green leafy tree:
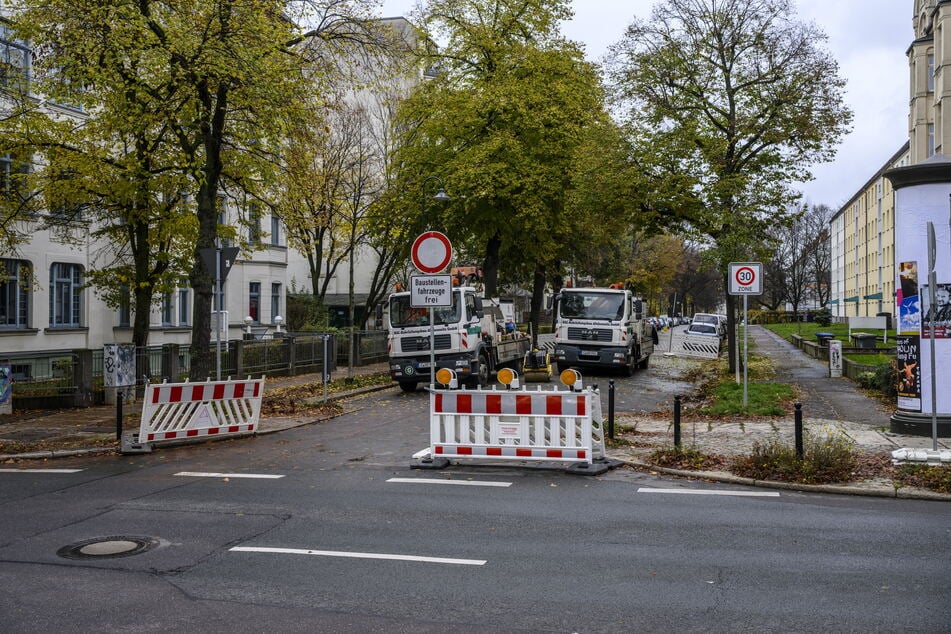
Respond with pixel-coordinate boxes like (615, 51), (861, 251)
(608, 0), (852, 372)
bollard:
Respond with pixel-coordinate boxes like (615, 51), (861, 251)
(115, 388), (123, 441)
(674, 394), (682, 448)
(794, 402), (803, 459)
(608, 380), (615, 440)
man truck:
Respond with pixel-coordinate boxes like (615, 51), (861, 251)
(553, 286), (655, 376)
(386, 285), (530, 392)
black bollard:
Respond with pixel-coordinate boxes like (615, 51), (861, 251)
(794, 402), (803, 458)
(608, 380), (615, 440)
(674, 394), (682, 448)
(115, 388), (123, 441)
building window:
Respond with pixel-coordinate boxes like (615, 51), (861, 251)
(270, 214), (281, 246)
(249, 282), (260, 322)
(0, 24), (30, 94)
(0, 258), (30, 329)
(928, 53), (935, 92)
(928, 123), (935, 157)
(49, 262), (82, 327)
(248, 203), (261, 243)
(161, 291), (173, 326)
(117, 285), (131, 327)
(178, 280), (189, 325)
(271, 282), (281, 324)
(1, 151), (31, 202)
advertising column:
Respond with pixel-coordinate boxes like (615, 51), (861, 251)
(885, 158), (951, 437)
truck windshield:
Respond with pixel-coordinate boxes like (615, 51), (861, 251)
(389, 294), (461, 327)
(559, 292), (625, 321)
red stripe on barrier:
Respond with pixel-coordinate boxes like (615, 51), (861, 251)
(169, 386), (182, 403)
(187, 429), (198, 437)
(435, 394), (444, 413)
(228, 425), (239, 433)
(213, 384), (225, 399)
(253, 382), (260, 397)
(163, 432), (176, 440)
(545, 395), (562, 416)
(546, 449), (563, 458)
(192, 385), (205, 401)
(234, 383), (245, 398)
(577, 450), (586, 459)
(151, 388), (161, 404)
(457, 446), (473, 455)
(515, 394), (532, 415)
(457, 394), (472, 414)
(516, 448), (532, 457)
(147, 433), (155, 441)
(578, 396), (586, 416)
(208, 428), (220, 435)
(435, 445), (444, 454)
(486, 447), (502, 456)
(486, 394), (502, 414)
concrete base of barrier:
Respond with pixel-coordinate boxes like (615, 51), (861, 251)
(566, 457), (623, 476)
(120, 432), (152, 454)
(410, 454), (451, 470)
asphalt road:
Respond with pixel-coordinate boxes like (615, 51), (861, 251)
(1, 381), (950, 633)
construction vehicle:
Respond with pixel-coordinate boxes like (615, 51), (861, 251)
(386, 285), (531, 392)
(522, 347), (553, 382)
(552, 286), (656, 376)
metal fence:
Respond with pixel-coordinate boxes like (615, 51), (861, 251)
(1, 330), (387, 410)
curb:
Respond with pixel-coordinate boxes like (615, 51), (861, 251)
(616, 457), (951, 502)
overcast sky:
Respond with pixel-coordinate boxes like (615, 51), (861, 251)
(377, 0), (911, 210)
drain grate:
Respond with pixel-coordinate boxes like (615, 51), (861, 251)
(57, 536), (159, 560)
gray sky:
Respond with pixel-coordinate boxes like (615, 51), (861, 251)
(377, 0), (910, 210)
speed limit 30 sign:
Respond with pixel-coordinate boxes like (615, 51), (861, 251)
(728, 262), (763, 295)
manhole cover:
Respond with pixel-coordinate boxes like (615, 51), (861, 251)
(57, 536), (159, 560)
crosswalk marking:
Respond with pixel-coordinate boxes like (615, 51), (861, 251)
(0, 468), (83, 473)
(174, 471), (285, 479)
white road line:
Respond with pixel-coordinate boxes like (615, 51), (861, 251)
(638, 487), (780, 497)
(386, 477), (512, 488)
(0, 468), (83, 473)
(230, 546), (486, 566)
(174, 471), (285, 479)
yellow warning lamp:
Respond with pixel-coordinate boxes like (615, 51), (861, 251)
(559, 368), (583, 391)
(394, 283), (404, 291)
(435, 367), (457, 389)
(497, 367), (520, 389)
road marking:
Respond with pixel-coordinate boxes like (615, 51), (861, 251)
(174, 472), (285, 479)
(638, 487), (779, 497)
(0, 468), (83, 473)
(386, 477), (512, 488)
(230, 546), (486, 566)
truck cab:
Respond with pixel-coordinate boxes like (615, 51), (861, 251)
(553, 287), (654, 376)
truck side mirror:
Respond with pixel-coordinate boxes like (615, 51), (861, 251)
(633, 299), (643, 320)
(473, 296), (484, 318)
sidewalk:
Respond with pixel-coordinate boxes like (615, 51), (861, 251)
(0, 361), (393, 461)
(608, 326), (950, 500)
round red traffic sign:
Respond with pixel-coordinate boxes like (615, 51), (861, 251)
(411, 231), (453, 273)
(735, 266), (756, 286)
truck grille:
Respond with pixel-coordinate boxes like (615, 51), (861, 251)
(403, 334), (452, 351)
(566, 327), (613, 342)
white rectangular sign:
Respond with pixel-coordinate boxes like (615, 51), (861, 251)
(728, 262), (763, 295)
(410, 275), (452, 307)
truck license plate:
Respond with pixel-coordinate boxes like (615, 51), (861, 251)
(579, 351), (598, 357)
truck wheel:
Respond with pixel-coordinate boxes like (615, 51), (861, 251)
(398, 381), (418, 393)
(622, 351), (635, 377)
(466, 352), (491, 388)
(638, 354), (651, 369)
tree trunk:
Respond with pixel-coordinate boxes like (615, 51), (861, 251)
(726, 289), (737, 374)
(482, 232), (502, 297)
(529, 263), (546, 347)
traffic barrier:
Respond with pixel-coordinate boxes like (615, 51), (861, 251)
(124, 377), (264, 453)
(413, 384), (605, 468)
(671, 332), (721, 359)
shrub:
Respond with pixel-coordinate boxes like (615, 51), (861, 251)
(649, 446), (724, 470)
(894, 465), (951, 494)
(731, 426), (856, 484)
(814, 307), (832, 326)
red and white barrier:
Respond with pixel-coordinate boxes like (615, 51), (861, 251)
(132, 377), (265, 448)
(414, 385), (604, 466)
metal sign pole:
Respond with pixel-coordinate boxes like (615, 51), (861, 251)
(743, 294), (749, 409)
(215, 248), (222, 381)
(429, 306), (435, 390)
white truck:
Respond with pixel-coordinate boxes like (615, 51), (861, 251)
(386, 285), (531, 392)
(553, 286), (656, 376)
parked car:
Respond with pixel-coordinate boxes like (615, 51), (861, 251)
(686, 322), (719, 336)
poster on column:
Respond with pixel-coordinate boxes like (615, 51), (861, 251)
(920, 282), (951, 339)
(895, 335), (921, 412)
(897, 261), (920, 334)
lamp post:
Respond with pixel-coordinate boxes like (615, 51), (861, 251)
(420, 175), (451, 389)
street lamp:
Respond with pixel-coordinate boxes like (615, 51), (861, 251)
(420, 175), (450, 230)
(420, 175), (451, 389)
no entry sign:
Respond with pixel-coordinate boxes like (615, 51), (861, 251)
(411, 231), (453, 274)
(728, 262), (763, 295)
